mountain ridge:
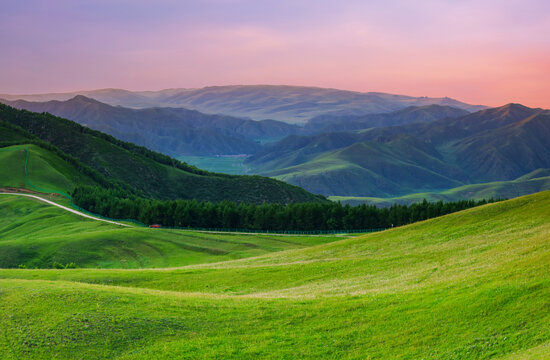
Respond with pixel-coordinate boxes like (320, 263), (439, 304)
(0, 85), (487, 123)
(0, 96), (300, 156)
(248, 104), (550, 197)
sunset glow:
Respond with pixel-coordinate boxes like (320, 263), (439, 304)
(2, 0), (549, 107)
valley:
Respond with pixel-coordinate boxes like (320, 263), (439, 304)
(3, 93), (548, 203)
(1, 88), (549, 360)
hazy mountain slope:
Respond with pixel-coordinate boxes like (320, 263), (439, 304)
(265, 136), (467, 196)
(249, 104), (550, 197)
(0, 96), (301, 156)
(0, 104), (325, 204)
(0, 85), (487, 123)
(451, 113), (550, 181)
(331, 171), (550, 206)
(305, 104), (469, 133)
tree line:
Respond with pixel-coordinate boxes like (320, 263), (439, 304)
(72, 186), (501, 231)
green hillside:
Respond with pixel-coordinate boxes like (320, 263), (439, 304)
(267, 136), (466, 197)
(1, 191), (548, 359)
(0, 104), (325, 204)
(0, 144), (99, 195)
(0, 194), (342, 269)
(250, 104), (550, 199)
(331, 171), (550, 206)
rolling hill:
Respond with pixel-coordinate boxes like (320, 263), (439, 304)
(0, 96), (300, 156)
(0, 194), (341, 269)
(0, 105), (326, 204)
(0, 85), (487, 123)
(0, 191), (548, 358)
(248, 104), (550, 198)
(0, 144), (98, 196)
(331, 169), (550, 206)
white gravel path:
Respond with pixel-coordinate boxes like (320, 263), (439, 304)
(0, 192), (131, 227)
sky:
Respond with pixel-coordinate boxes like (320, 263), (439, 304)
(1, 0), (549, 108)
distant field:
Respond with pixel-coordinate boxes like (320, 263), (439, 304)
(0, 195), (343, 269)
(331, 172), (550, 206)
(177, 155), (253, 174)
(0, 191), (549, 359)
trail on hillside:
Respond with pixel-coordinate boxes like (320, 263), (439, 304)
(0, 192), (131, 227)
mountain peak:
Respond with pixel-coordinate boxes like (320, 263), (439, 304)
(69, 95), (99, 103)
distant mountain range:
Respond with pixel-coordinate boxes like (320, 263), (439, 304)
(0, 85), (486, 124)
(3, 86), (548, 203)
(304, 105), (470, 133)
(0, 96), (299, 156)
(0, 96), (474, 157)
(248, 104), (550, 197)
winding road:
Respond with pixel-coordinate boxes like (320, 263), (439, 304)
(0, 192), (131, 227)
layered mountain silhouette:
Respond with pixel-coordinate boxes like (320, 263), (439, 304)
(2, 87), (547, 201)
(247, 104), (550, 197)
(0, 85), (486, 124)
(0, 96), (299, 156)
(0, 96), (474, 157)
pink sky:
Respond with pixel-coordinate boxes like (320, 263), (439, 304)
(1, 0), (549, 108)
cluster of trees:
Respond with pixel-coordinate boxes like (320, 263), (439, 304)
(72, 186), (500, 231)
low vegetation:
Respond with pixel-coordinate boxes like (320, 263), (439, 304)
(0, 191), (548, 358)
(0, 195), (342, 269)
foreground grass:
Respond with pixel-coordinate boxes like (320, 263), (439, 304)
(0, 192), (549, 358)
(0, 195), (342, 269)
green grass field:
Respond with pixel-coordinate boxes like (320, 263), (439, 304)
(0, 195), (343, 269)
(1, 191), (549, 359)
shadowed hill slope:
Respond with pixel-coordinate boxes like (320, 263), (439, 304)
(305, 104), (469, 133)
(0, 105), (325, 204)
(248, 104), (550, 197)
(1, 96), (301, 156)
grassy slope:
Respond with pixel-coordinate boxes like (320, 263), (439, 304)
(331, 171), (550, 206)
(266, 137), (466, 197)
(0, 144), (98, 195)
(0, 146), (26, 188)
(0, 195), (341, 269)
(0, 191), (549, 359)
(0, 104), (324, 204)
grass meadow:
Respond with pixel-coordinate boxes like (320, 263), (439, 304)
(0, 191), (549, 358)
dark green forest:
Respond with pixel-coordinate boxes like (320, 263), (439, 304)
(72, 186), (500, 231)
